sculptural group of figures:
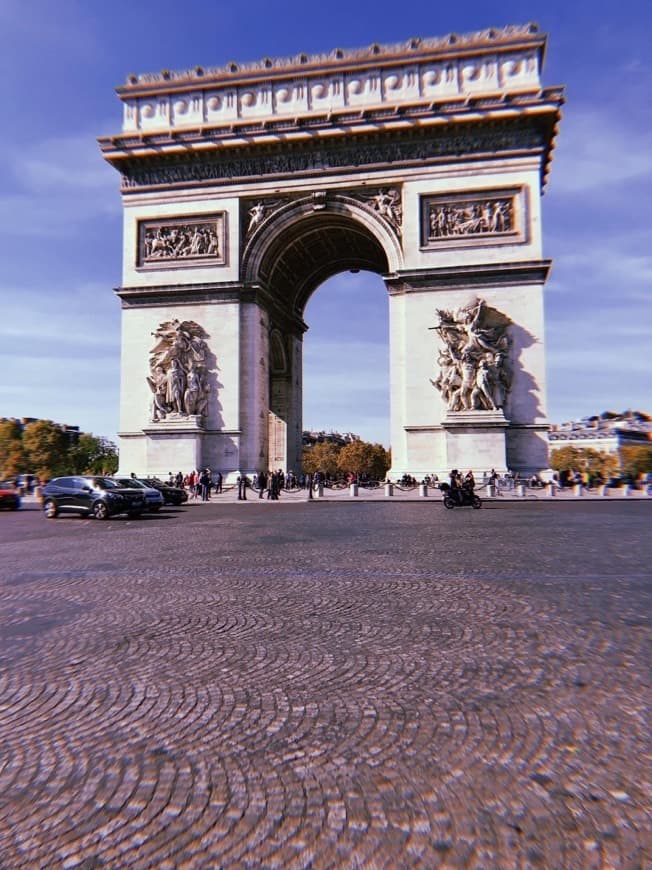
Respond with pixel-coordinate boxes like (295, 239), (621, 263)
(428, 198), (512, 239)
(432, 299), (512, 412)
(147, 320), (211, 421)
(142, 222), (220, 261)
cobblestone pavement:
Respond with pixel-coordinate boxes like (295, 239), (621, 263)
(0, 501), (650, 868)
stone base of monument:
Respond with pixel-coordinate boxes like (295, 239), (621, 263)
(441, 410), (509, 475)
(120, 416), (206, 479)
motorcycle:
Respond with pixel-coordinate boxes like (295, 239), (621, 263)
(439, 482), (482, 509)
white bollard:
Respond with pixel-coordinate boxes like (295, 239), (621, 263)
(623, 485), (632, 497)
(573, 483), (583, 497)
(598, 484), (609, 497)
(547, 483), (556, 497)
(419, 484), (428, 497)
(488, 484), (496, 497)
(317, 483), (324, 498)
(517, 483), (526, 497)
(350, 483), (358, 497)
(385, 483), (394, 497)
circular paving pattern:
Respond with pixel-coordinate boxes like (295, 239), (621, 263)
(0, 503), (650, 867)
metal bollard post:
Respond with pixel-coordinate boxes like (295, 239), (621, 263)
(419, 484), (428, 497)
(350, 483), (359, 497)
(598, 484), (608, 497)
(385, 483), (394, 497)
(623, 485), (632, 497)
(487, 484), (496, 497)
(517, 483), (526, 497)
(573, 483), (583, 497)
(317, 483), (324, 498)
(547, 483), (556, 497)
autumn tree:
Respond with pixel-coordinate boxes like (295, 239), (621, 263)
(1, 441), (28, 479)
(0, 419), (25, 478)
(337, 440), (391, 480)
(302, 441), (342, 476)
(550, 446), (619, 478)
(620, 445), (652, 479)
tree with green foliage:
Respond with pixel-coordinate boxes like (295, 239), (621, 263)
(69, 434), (119, 475)
(21, 420), (70, 480)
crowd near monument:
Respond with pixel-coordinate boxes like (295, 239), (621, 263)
(100, 24), (563, 480)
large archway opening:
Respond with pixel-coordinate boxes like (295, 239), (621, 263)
(247, 202), (395, 471)
(303, 270), (390, 448)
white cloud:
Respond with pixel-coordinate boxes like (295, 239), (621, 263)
(0, 132), (121, 236)
(551, 108), (652, 194)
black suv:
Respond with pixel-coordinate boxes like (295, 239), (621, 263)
(41, 476), (146, 520)
(142, 479), (189, 506)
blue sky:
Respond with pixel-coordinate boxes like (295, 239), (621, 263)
(0, 0), (650, 448)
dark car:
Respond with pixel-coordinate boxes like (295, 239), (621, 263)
(0, 481), (21, 510)
(41, 476), (146, 520)
(113, 477), (165, 512)
(142, 478), (188, 506)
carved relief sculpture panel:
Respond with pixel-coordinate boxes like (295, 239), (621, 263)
(430, 298), (512, 413)
(137, 214), (226, 268)
(147, 319), (212, 422)
(420, 188), (526, 250)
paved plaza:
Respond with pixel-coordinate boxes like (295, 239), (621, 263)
(0, 500), (650, 868)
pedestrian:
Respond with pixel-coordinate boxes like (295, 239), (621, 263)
(199, 468), (210, 501)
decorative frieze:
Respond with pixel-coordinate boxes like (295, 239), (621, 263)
(121, 120), (545, 190)
(420, 188), (526, 250)
(137, 214), (226, 268)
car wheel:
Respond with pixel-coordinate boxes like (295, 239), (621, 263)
(43, 499), (58, 519)
(92, 501), (109, 520)
(443, 496), (456, 510)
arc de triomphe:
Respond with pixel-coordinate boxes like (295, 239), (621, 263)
(100, 24), (563, 480)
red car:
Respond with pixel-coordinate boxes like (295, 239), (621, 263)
(0, 481), (21, 510)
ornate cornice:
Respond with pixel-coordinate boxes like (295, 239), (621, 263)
(118, 25), (545, 93)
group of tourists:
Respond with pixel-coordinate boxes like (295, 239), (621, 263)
(168, 469), (223, 501)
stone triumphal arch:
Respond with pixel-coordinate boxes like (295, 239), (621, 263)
(100, 24), (563, 480)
